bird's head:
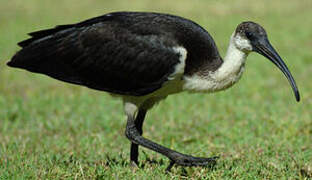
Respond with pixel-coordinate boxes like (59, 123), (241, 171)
(233, 21), (300, 102)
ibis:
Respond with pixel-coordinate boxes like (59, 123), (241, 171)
(7, 12), (300, 171)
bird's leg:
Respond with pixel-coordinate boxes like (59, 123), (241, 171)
(130, 109), (147, 166)
(125, 108), (218, 171)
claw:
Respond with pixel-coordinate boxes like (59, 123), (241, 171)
(165, 156), (219, 172)
(166, 156), (219, 171)
(165, 161), (175, 172)
(130, 161), (139, 168)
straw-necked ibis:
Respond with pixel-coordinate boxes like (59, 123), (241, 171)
(7, 12), (300, 171)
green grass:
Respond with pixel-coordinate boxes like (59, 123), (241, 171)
(1, 0), (312, 179)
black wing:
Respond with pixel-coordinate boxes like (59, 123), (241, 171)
(8, 12), (183, 96)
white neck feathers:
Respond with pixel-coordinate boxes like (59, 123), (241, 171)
(216, 33), (248, 81)
(183, 33), (249, 92)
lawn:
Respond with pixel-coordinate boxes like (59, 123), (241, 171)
(0, 0), (311, 179)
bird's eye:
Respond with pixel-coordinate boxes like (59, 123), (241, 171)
(245, 31), (253, 38)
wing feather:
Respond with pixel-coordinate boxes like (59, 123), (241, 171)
(8, 16), (183, 96)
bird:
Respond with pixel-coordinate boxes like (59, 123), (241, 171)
(7, 11), (300, 171)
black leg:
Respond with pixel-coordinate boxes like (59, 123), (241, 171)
(130, 109), (146, 165)
(125, 109), (219, 171)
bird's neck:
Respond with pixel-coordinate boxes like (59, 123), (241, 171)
(183, 33), (249, 92)
(215, 33), (248, 83)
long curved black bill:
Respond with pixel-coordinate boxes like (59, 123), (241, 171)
(254, 39), (300, 102)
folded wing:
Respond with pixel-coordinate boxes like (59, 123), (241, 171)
(8, 14), (183, 96)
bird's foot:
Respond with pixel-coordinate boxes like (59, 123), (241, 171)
(130, 160), (139, 168)
(166, 153), (219, 172)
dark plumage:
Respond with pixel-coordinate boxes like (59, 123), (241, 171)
(8, 12), (222, 96)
